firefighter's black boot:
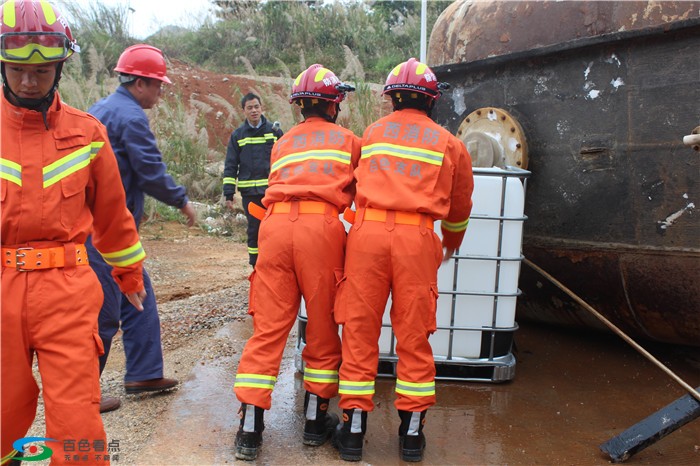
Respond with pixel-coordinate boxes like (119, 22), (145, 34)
(332, 408), (367, 461)
(303, 391), (339, 446)
(398, 410), (427, 462)
(234, 403), (265, 461)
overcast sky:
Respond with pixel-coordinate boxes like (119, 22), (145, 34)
(69, 0), (215, 39)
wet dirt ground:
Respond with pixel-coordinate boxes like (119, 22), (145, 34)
(83, 221), (698, 465)
(135, 319), (699, 465)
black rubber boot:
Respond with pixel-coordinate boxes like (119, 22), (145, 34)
(303, 391), (339, 446)
(398, 410), (427, 462)
(235, 403), (265, 461)
(332, 408), (367, 461)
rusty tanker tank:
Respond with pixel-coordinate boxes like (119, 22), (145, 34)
(428, 1), (699, 346)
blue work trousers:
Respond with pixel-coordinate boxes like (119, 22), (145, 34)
(86, 238), (164, 382)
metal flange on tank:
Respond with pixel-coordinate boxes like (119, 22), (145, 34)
(456, 108), (529, 169)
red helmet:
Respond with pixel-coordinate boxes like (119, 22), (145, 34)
(382, 58), (448, 99)
(114, 44), (171, 84)
(289, 64), (353, 104)
(0, 0), (79, 64)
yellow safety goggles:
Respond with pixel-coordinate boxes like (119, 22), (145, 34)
(0, 32), (78, 64)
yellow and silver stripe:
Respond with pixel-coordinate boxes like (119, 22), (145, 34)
(303, 368), (339, 384)
(442, 218), (469, 233)
(0, 158), (22, 186)
(101, 241), (146, 267)
(234, 373), (277, 390)
(271, 149), (351, 173)
(395, 378), (435, 397)
(361, 142), (444, 166)
(338, 380), (375, 396)
(237, 178), (269, 188)
(43, 142), (104, 188)
(238, 133), (278, 146)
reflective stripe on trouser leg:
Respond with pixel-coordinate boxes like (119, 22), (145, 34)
(3, 267), (108, 465)
(350, 408), (365, 433)
(235, 212), (344, 408)
(303, 368), (339, 399)
(387, 223), (441, 412)
(242, 404), (260, 433)
(337, 222), (391, 412)
(1, 270), (40, 461)
(306, 393), (319, 421)
(243, 194), (263, 266)
(297, 213), (344, 399)
(395, 379), (436, 412)
(408, 411), (421, 436)
(338, 380), (375, 396)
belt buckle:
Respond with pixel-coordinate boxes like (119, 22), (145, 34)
(15, 247), (34, 272)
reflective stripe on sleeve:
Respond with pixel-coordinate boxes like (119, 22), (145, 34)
(223, 177), (237, 186)
(238, 133), (278, 147)
(237, 179), (269, 188)
(442, 218), (469, 233)
(100, 241), (146, 267)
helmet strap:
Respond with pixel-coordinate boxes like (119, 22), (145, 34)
(1, 62), (62, 130)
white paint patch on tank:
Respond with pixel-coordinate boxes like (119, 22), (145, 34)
(508, 137), (519, 152)
(556, 120), (570, 138)
(488, 111), (498, 121)
(658, 202), (696, 230)
(683, 193), (689, 199)
(611, 77), (625, 90)
(534, 76), (548, 95)
(584, 62), (593, 79)
(484, 131), (502, 143)
(606, 53), (622, 67)
(586, 89), (601, 100)
(453, 88), (466, 116)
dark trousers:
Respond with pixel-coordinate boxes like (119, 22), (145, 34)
(86, 237), (164, 382)
(242, 194), (264, 266)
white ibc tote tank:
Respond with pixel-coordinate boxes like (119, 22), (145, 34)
(298, 167), (529, 377)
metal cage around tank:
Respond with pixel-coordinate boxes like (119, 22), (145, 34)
(295, 166), (531, 383)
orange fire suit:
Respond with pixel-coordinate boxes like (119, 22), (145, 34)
(1, 92), (145, 465)
(337, 108), (474, 413)
(234, 116), (361, 410)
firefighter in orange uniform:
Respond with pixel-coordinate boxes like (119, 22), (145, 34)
(233, 64), (361, 461)
(0, 1), (146, 464)
(332, 58), (474, 462)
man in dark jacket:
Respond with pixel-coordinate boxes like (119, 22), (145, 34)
(223, 93), (283, 266)
(86, 44), (197, 413)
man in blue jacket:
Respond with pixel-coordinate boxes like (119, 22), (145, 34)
(223, 93), (283, 266)
(87, 44), (196, 413)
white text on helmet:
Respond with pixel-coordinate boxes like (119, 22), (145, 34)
(323, 76), (340, 87)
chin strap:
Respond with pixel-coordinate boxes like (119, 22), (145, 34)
(1, 62), (62, 130)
